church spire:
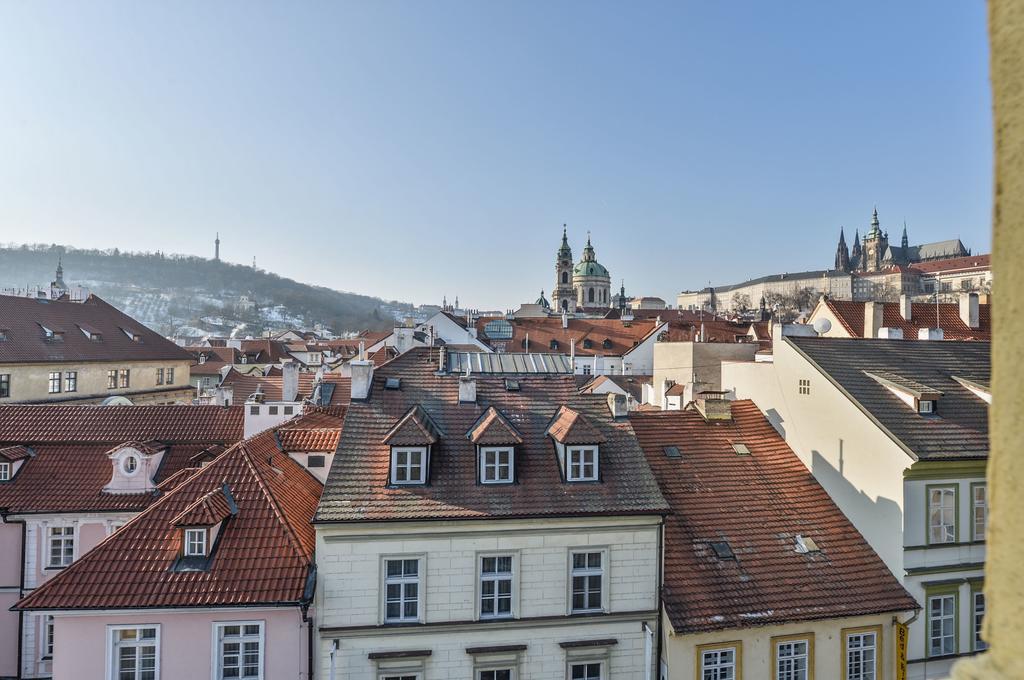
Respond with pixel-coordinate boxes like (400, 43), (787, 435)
(582, 231), (596, 262)
(901, 221), (909, 249)
(834, 227), (851, 272)
(850, 229), (862, 271)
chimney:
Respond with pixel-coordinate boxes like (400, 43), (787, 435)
(899, 294), (912, 321)
(458, 375), (477, 403)
(918, 327), (945, 341)
(959, 292), (980, 329)
(863, 302), (884, 339)
(350, 360), (374, 400)
(607, 393), (628, 418)
(877, 327), (904, 340)
(695, 391), (732, 422)
(215, 385), (234, 407)
(282, 361), (299, 402)
(561, 310), (569, 329)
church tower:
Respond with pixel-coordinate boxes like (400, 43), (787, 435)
(572, 233), (612, 308)
(860, 207), (888, 272)
(834, 227), (851, 272)
(850, 229), (862, 271)
(553, 225), (576, 312)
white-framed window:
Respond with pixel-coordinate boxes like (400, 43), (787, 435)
(0, 462), (9, 481)
(479, 555), (513, 619)
(566, 446), (598, 482)
(44, 615), (54, 658)
(109, 625), (159, 680)
(48, 372), (61, 394)
(569, 662), (602, 680)
(383, 557), (421, 623)
(972, 484), (987, 541)
(845, 629), (878, 680)
(48, 526), (74, 567)
(699, 646), (737, 680)
(123, 456), (138, 475)
(119, 369), (130, 389)
(214, 621), (263, 680)
(918, 399), (935, 414)
(479, 671), (512, 680)
(156, 368), (164, 385)
(928, 593), (957, 657)
(381, 675), (421, 680)
(798, 379), (810, 395)
(974, 590), (986, 651)
(569, 550), (604, 613)
(391, 447), (427, 485)
(928, 486), (957, 544)
(184, 528), (208, 557)
(775, 638), (810, 680)
(480, 447), (514, 484)
(65, 371), (77, 392)
(167, 367), (174, 384)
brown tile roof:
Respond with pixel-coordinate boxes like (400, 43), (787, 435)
(660, 319), (755, 344)
(15, 427), (322, 610)
(170, 486), (236, 526)
(275, 406), (345, 452)
(0, 405), (243, 443)
(630, 403), (918, 634)
(219, 369), (317, 401)
(546, 406), (607, 444)
(467, 406), (524, 445)
(0, 445), (32, 462)
(239, 339), (289, 363)
(185, 346), (240, 364)
(189, 361), (229, 376)
(383, 405), (443, 446)
(0, 294), (192, 364)
(316, 347), (667, 523)
(823, 298), (991, 341)
(908, 253), (991, 274)
(474, 316), (661, 356)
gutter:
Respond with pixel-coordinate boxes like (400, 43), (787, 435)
(301, 563), (317, 680)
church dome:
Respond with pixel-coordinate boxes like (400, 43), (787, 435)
(573, 260), (609, 278)
(535, 290), (551, 308)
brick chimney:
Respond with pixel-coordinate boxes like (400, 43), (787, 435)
(695, 391), (732, 422)
(959, 292), (980, 329)
(350, 360), (374, 400)
(864, 302), (884, 339)
(899, 294), (912, 321)
(282, 361), (299, 402)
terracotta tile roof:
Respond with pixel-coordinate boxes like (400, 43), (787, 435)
(467, 406), (524, 445)
(0, 405), (243, 443)
(219, 369), (317, 401)
(239, 339), (289, 363)
(170, 486), (237, 526)
(0, 445), (32, 462)
(787, 337), (990, 459)
(579, 375), (652, 403)
(546, 406), (607, 445)
(104, 439), (164, 457)
(908, 253), (991, 274)
(474, 316), (662, 356)
(823, 298), (991, 341)
(189, 360), (229, 376)
(15, 427), (322, 610)
(276, 407), (345, 452)
(185, 346), (240, 364)
(316, 347), (667, 523)
(660, 319), (755, 344)
(0, 294), (192, 364)
(383, 405), (443, 446)
(630, 403), (917, 634)
(313, 374), (352, 407)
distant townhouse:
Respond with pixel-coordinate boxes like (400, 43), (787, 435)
(15, 409), (343, 680)
(0, 294), (194, 404)
(314, 347), (669, 680)
(807, 293), (990, 340)
(630, 397), (917, 680)
(0, 405), (244, 679)
(721, 336), (990, 679)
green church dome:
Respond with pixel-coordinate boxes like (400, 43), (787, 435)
(573, 261), (610, 278)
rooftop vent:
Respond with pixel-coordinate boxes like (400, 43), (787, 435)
(709, 540), (735, 560)
(664, 445), (681, 459)
(794, 535), (820, 554)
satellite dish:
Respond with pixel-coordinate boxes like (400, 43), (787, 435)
(100, 396), (134, 406)
(812, 318), (832, 335)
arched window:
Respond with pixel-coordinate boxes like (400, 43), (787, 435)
(588, 288), (595, 303)
(561, 271), (568, 284)
(561, 299), (568, 311)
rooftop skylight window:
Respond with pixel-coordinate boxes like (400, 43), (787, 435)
(794, 535), (820, 554)
(384, 377), (401, 390)
(731, 443), (751, 456)
(664, 446), (681, 459)
(709, 540), (735, 560)
(504, 379), (520, 392)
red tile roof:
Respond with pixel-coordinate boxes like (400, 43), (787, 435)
(630, 403), (917, 633)
(316, 347), (667, 522)
(16, 427), (322, 610)
(0, 405), (243, 443)
(0, 445), (32, 462)
(219, 369), (317, 401)
(823, 298), (991, 341)
(545, 406), (607, 445)
(0, 294), (192, 364)
(275, 407), (345, 452)
(474, 317), (662, 356)
(908, 253), (991, 274)
(467, 407), (524, 445)
(383, 405), (443, 446)
(170, 486), (236, 526)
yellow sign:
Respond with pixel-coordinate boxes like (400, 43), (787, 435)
(895, 621), (908, 680)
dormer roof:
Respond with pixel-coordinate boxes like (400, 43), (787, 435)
(0, 445), (32, 462)
(546, 406), (606, 445)
(105, 440), (165, 458)
(382, 405), (443, 446)
(467, 407), (524, 446)
(170, 485), (237, 527)
(864, 371), (943, 401)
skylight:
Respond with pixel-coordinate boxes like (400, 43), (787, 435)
(709, 540), (735, 560)
(384, 377), (401, 390)
(794, 535), (820, 554)
(664, 446), (681, 459)
(731, 443), (751, 455)
(504, 379), (520, 392)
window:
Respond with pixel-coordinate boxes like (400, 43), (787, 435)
(123, 456), (138, 474)
(268, 406), (278, 415)
(384, 558), (420, 622)
(108, 370), (118, 389)
(928, 592), (957, 657)
(928, 486), (957, 544)
(479, 555), (513, 619)
(844, 627), (880, 680)
(166, 367), (174, 384)
(382, 676), (420, 680)
(44, 615), (54, 658)
(972, 484), (988, 541)
(798, 379), (811, 395)
(391, 448), (427, 485)
(48, 526), (74, 567)
(479, 671), (512, 680)
(214, 622), (263, 680)
(773, 636), (811, 680)
(284, 406), (294, 415)
(570, 550), (604, 613)
(973, 589), (986, 651)
(110, 625), (158, 680)
(698, 643), (739, 680)
(156, 368), (164, 385)
(566, 446), (598, 482)
(0, 462), (8, 481)
(0, 373), (9, 398)
(480, 447), (514, 484)
(570, 662), (601, 680)
(582, 364), (592, 375)
(64, 371), (77, 392)
(119, 369), (130, 388)
(184, 528), (207, 557)
(249, 406), (260, 415)
(307, 455), (325, 468)
(918, 399), (935, 414)
(588, 288), (595, 303)
(48, 372), (61, 394)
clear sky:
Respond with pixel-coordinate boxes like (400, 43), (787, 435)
(0, 1), (992, 309)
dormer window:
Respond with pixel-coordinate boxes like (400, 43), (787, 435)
(566, 446), (599, 481)
(550, 339), (559, 350)
(480, 447), (514, 484)
(184, 528), (208, 557)
(0, 462), (9, 481)
(602, 338), (613, 350)
(391, 447), (428, 485)
(918, 399), (936, 414)
(123, 455), (138, 475)
(583, 338), (593, 349)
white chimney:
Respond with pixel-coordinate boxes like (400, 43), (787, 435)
(918, 328), (945, 341)
(899, 294), (912, 321)
(864, 302), (884, 339)
(282, 361), (299, 402)
(607, 393), (628, 418)
(877, 327), (904, 340)
(458, 376), (477, 403)
(350, 360), (374, 400)
(561, 310), (569, 329)
(215, 385), (234, 407)
(959, 292), (980, 329)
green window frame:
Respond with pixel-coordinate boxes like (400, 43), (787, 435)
(925, 583), (959, 658)
(926, 484), (959, 545)
(971, 580), (987, 652)
(970, 482), (987, 542)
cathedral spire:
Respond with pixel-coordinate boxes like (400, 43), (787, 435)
(834, 227), (850, 272)
(901, 221), (909, 249)
(850, 229), (862, 271)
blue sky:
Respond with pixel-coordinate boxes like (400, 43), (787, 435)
(0, 1), (992, 308)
